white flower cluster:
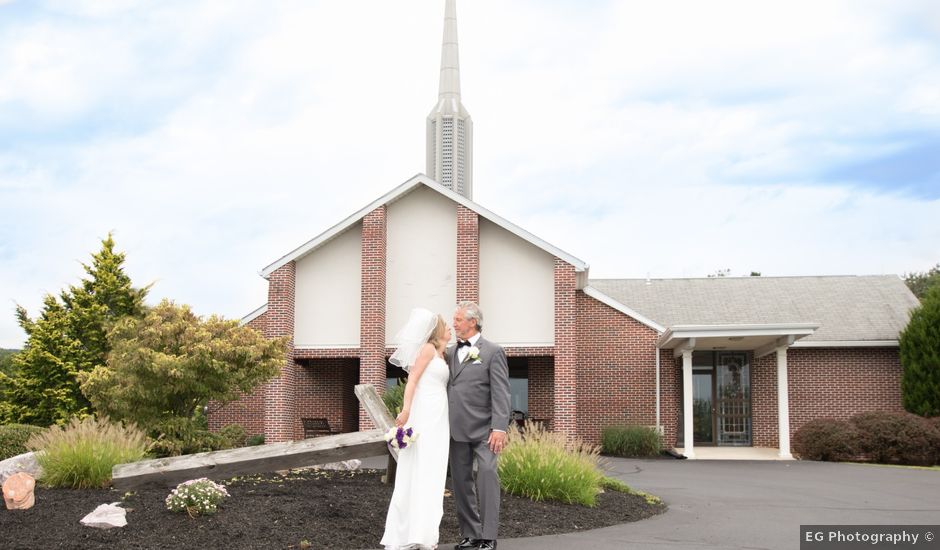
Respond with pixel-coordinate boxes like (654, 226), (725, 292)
(165, 477), (230, 516)
(384, 425), (419, 451)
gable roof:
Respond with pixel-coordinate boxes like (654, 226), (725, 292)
(260, 173), (589, 284)
(589, 275), (918, 344)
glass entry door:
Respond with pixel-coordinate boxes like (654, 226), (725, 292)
(716, 352), (751, 446)
(681, 351), (752, 447)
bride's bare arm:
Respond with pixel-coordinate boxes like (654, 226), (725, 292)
(396, 343), (435, 427)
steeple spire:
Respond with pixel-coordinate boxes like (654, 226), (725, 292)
(427, 0), (473, 199)
(438, 0), (461, 101)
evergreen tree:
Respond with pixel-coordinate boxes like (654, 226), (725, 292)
(0, 234), (148, 425)
(899, 284), (940, 417)
(79, 300), (286, 428)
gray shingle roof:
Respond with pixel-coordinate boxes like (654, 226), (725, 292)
(589, 275), (919, 342)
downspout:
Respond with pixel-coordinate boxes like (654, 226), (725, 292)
(655, 344), (661, 434)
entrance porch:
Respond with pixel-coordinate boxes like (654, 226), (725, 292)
(659, 323), (818, 460)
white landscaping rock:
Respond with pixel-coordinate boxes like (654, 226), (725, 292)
(80, 503), (127, 529)
(316, 459), (361, 471)
(0, 452), (43, 485)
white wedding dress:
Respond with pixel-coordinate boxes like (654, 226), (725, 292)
(381, 355), (451, 550)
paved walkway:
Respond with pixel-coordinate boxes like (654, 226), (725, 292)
(362, 456), (940, 550)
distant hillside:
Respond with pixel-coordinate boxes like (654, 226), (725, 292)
(1, 348), (19, 375)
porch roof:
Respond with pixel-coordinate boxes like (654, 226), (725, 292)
(657, 323), (819, 358)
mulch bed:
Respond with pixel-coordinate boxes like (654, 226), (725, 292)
(0, 469), (666, 549)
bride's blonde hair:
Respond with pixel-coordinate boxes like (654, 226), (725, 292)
(426, 315), (447, 350)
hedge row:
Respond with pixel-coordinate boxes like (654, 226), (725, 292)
(793, 411), (940, 466)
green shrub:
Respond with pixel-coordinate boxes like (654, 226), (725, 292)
(850, 411), (940, 466)
(792, 418), (861, 462)
(601, 425), (661, 457)
(383, 378), (405, 416)
(147, 419), (247, 458)
(900, 284), (940, 417)
(25, 416), (148, 488)
(0, 424), (46, 460)
(218, 424), (247, 448)
(247, 434), (265, 446)
(498, 421), (605, 507)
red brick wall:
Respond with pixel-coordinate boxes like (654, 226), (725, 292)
(574, 292), (665, 445)
(456, 205), (479, 304)
(295, 358), (360, 435)
(658, 353), (680, 447)
(263, 263), (297, 443)
(751, 352), (778, 447)
(360, 206), (387, 430)
(553, 260), (578, 440)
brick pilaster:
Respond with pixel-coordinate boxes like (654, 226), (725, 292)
(263, 262), (298, 442)
(360, 206), (388, 430)
(456, 205), (479, 303)
(553, 259), (578, 441)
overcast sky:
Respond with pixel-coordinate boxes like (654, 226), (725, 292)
(1, 0), (939, 348)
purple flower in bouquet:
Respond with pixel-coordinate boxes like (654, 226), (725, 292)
(385, 426), (418, 450)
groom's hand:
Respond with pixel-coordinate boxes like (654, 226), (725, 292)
(488, 430), (507, 454)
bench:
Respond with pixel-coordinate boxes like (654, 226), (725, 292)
(302, 417), (341, 438)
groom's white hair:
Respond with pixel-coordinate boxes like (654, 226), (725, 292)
(457, 301), (483, 331)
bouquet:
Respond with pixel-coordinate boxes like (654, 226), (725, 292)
(385, 425), (418, 450)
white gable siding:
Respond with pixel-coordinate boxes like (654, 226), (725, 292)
(386, 186), (458, 344)
(294, 224), (362, 347)
(479, 218), (554, 345)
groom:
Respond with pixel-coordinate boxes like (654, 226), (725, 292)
(447, 301), (511, 550)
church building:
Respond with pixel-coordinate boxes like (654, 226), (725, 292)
(209, 0), (919, 459)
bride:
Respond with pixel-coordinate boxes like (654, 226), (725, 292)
(381, 308), (452, 550)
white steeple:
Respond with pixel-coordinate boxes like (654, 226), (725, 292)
(427, 0), (473, 199)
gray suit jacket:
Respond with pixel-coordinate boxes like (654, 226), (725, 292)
(447, 336), (512, 442)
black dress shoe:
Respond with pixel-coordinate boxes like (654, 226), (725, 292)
(454, 538), (482, 550)
(478, 541), (497, 550)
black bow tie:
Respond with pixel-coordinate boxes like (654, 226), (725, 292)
(456, 340), (471, 349)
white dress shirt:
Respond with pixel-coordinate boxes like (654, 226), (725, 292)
(457, 332), (481, 363)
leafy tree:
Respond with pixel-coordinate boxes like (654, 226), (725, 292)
(905, 263), (940, 301)
(79, 300), (288, 429)
(0, 234), (148, 426)
(899, 285), (940, 417)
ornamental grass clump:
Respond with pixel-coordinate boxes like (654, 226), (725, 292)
(498, 420), (605, 507)
(165, 478), (230, 517)
(601, 425), (662, 457)
(25, 416), (148, 488)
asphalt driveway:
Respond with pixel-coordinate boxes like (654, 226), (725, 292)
(499, 458), (940, 550)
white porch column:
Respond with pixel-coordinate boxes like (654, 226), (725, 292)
(776, 346), (793, 459)
(682, 350), (695, 459)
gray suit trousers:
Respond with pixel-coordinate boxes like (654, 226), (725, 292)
(449, 438), (500, 540)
